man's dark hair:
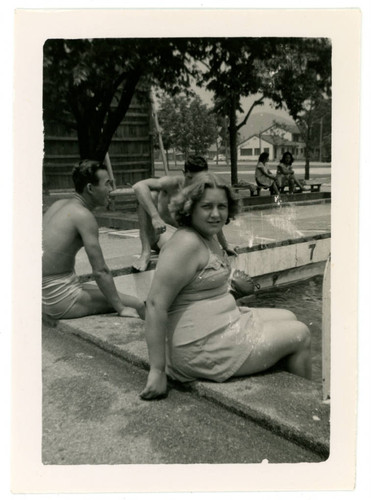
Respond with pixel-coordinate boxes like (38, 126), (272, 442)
(72, 159), (107, 194)
(184, 155), (208, 173)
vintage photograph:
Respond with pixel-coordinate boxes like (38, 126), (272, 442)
(41, 35), (332, 464)
(11, 8), (360, 494)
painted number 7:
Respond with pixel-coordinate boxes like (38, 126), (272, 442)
(308, 243), (316, 260)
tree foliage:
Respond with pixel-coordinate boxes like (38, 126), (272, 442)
(192, 37), (331, 184)
(43, 38), (199, 160)
(157, 93), (218, 157)
(254, 38), (332, 177)
(43, 37), (332, 182)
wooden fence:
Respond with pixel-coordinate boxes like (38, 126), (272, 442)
(43, 94), (154, 191)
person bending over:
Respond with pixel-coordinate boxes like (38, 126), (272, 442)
(132, 155), (237, 272)
(140, 172), (312, 400)
(42, 159), (145, 322)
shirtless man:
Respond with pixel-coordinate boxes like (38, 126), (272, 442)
(132, 156), (237, 272)
(42, 160), (145, 321)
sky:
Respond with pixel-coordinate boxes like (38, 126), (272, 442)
(194, 84), (294, 122)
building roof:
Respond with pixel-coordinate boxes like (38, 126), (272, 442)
(238, 133), (305, 148)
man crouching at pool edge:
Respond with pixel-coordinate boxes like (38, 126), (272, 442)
(42, 159), (145, 323)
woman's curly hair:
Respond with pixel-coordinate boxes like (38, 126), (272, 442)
(169, 172), (240, 227)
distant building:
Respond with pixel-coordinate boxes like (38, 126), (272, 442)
(237, 124), (306, 161)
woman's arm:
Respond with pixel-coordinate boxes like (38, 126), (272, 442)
(217, 230), (238, 256)
(258, 164), (276, 180)
(140, 231), (206, 400)
(278, 163), (293, 176)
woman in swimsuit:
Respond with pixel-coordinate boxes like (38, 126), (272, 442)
(276, 152), (305, 193)
(140, 172), (312, 400)
(255, 152), (280, 195)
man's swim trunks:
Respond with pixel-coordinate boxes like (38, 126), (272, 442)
(42, 271), (83, 319)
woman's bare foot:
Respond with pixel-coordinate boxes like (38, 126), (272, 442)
(137, 302), (146, 320)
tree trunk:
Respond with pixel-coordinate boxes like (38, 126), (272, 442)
(305, 156), (310, 180)
(224, 116), (229, 166)
(319, 117), (323, 162)
(166, 149), (169, 168)
(95, 70), (143, 160)
(76, 116), (103, 160)
(71, 96), (103, 160)
(228, 96), (238, 186)
(305, 126), (311, 180)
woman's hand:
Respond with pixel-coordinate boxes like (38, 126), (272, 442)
(224, 244), (238, 257)
(140, 368), (168, 400)
(230, 270), (257, 298)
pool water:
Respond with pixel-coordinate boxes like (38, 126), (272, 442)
(237, 275), (325, 384)
(225, 204), (331, 247)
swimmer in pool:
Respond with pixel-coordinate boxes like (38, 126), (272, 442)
(42, 160), (145, 322)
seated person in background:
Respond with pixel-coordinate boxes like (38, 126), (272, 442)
(276, 152), (305, 193)
(42, 159), (145, 321)
(255, 152), (280, 196)
(132, 155), (237, 272)
(140, 172), (312, 400)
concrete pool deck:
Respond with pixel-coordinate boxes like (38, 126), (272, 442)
(44, 198), (331, 458)
(53, 313), (330, 458)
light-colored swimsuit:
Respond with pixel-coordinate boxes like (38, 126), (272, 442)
(276, 163), (294, 188)
(255, 162), (274, 188)
(42, 271), (83, 319)
(165, 236), (263, 383)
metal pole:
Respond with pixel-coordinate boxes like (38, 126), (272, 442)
(322, 254), (331, 401)
(319, 117), (323, 162)
(224, 115), (229, 165)
(150, 88), (169, 176)
(104, 152), (116, 190)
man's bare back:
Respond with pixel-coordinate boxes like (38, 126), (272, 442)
(42, 163), (145, 320)
(132, 161), (238, 272)
(43, 198), (90, 276)
(131, 174), (188, 271)
(155, 175), (185, 225)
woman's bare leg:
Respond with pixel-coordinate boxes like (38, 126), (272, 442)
(249, 307), (297, 323)
(271, 181), (281, 196)
(292, 174), (304, 190)
(234, 319), (312, 379)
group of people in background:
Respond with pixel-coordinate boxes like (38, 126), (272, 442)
(42, 155), (312, 401)
(255, 151), (307, 197)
